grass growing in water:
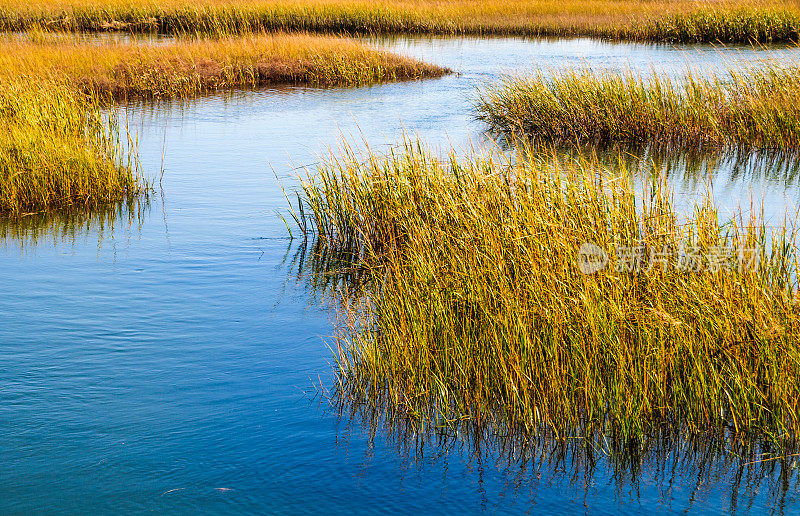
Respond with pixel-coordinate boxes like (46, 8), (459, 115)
(0, 80), (145, 215)
(295, 141), (800, 445)
(0, 0), (799, 43)
(477, 65), (800, 152)
(0, 32), (449, 99)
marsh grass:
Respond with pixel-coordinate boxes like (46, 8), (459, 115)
(0, 1), (798, 42)
(0, 32), (449, 99)
(295, 140), (800, 446)
(0, 0), (677, 35)
(477, 65), (800, 152)
(0, 80), (146, 214)
(0, 31), (444, 214)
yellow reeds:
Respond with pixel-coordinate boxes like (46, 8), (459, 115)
(0, 31), (448, 214)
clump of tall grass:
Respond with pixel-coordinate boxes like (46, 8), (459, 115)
(1, 0), (798, 43)
(476, 65), (800, 152)
(296, 140), (800, 445)
(0, 32), (448, 99)
(0, 80), (145, 214)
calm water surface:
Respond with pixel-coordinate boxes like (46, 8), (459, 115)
(2, 37), (800, 514)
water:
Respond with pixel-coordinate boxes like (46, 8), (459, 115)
(2, 37), (800, 514)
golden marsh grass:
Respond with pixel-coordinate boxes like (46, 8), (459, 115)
(296, 141), (800, 445)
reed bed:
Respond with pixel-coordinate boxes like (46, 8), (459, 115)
(0, 32), (448, 99)
(477, 65), (800, 152)
(296, 141), (800, 445)
(0, 0), (798, 43)
(0, 80), (145, 215)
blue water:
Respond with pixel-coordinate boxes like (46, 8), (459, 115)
(2, 37), (799, 514)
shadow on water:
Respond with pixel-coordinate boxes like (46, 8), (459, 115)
(503, 137), (800, 191)
(0, 197), (149, 252)
(284, 236), (374, 304)
(332, 390), (800, 515)
(582, 144), (800, 188)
